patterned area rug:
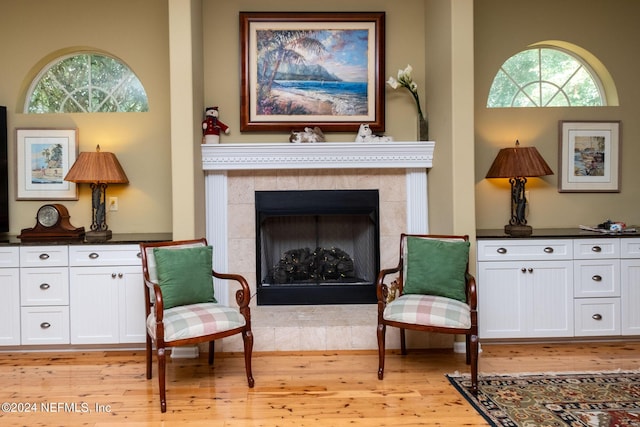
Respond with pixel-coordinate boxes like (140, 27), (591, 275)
(448, 371), (640, 426)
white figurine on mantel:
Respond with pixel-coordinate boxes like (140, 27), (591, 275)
(355, 123), (393, 142)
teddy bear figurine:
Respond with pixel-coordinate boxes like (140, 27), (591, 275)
(202, 106), (230, 144)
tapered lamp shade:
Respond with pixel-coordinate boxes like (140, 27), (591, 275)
(64, 146), (129, 184)
(486, 140), (553, 236)
(64, 145), (128, 242)
(485, 141), (553, 179)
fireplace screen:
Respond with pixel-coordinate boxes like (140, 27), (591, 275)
(256, 190), (379, 305)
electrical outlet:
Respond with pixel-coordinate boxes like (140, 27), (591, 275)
(109, 197), (118, 211)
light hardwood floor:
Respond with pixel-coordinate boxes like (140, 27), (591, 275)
(0, 341), (639, 426)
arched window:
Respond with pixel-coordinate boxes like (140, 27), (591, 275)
(487, 42), (617, 108)
(25, 53), (148, 113)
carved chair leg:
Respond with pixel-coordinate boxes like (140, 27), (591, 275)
(400, 328), (407, 355)
(146, 334), (153, 380)
(157, 347), (167, 413)
(208, 341), (215, 365)
(242, 329), (255, 388)
(469, 334), (479, 394)
(377, 323), (386, 380)
(465, 333), (471, 365)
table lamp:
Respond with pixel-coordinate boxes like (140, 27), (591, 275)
(485, 140), (553, 237)
(64, 145), (129, 242)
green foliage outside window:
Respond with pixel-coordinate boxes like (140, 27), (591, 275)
(26, 54), (148, 113)
(487, 48), (603, 108)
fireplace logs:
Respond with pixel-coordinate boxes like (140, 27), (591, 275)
(269, 247), (355, 284)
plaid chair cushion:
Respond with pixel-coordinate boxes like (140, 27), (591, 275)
(147, 302), (246, 342)
(383, 294), (471, 329)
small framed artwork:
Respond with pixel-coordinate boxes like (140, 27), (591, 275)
(16, 128), (78, 200)
(240, 11), (385, 133)
(558, 121), (621, 192)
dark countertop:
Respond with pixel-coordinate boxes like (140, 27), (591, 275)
(0, 233), (172, 246)
(477, 228), (640, 239)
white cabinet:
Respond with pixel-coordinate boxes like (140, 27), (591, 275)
(0, 247), (20, 345)
(573, 239), (621, 336)
(478, 239), (574, 339)
(19, 246), (70, 345)
(621, 238), (640, 335)
(69, 245), (145, 344)
(478, 235), (640, 340)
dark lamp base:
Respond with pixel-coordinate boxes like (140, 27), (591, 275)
(85, 230), (113, 243)
(504, 224), (532, 237)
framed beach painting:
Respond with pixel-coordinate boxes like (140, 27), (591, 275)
(558, 121), (621, 192)
(240, 12), (385, 133)
(16, 128), (78, 200)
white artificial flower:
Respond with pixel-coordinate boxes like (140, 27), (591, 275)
(387, 64), (424, 119)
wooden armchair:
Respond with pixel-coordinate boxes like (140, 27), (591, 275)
(140, 238), (254, 412)
(376, 234), (478, 392)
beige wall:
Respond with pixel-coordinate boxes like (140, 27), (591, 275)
(0, 0), (172, 236)
(199, 0), (474, 237)
(1, 0), (474, 242)
(475, 0), (640, 229)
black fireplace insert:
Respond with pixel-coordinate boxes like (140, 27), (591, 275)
(255, 190), (380, 305)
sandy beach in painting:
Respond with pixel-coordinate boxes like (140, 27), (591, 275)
(269, 87), (335, 115)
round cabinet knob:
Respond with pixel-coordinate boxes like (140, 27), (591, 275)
(497, 248), (507, 254)
(39, 283), (50, 290)
(89, 252), (100, 259)
(118, 273), (123, 279)
(40, 322), (51, 329)
(39, 253), (50, 260)
(592, 314), (603, 321)
(591, 246), (602, 253)
(528, 268), (533, 273)
(544, 247), (554, 254)
(592, 275), (602, 282)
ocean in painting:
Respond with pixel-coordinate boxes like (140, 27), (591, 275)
(269, 80), (368, 116)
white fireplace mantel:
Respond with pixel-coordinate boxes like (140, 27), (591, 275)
(201, 141), (434, 170)
(201, 141), (435, 304)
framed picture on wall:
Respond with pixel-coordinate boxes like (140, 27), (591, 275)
(239, 11), (385, 133)
(16, 128), (78, 200)
(558, 121), (621, 192)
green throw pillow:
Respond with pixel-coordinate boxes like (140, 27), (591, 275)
(153, 245), (217, 309)
(403, 237), (470, 302)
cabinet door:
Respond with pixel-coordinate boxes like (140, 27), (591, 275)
(478, 260), (573, 339)
(621, 259), (640, 335)
(478, 261), (527, 339)
(528, 261), (574, 338)
(69, 266), (119, 344)
(117, 266), (146, 344)
(0, 268), (20, 345)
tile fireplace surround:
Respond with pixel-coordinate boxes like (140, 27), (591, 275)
(201, 141), (451, 353)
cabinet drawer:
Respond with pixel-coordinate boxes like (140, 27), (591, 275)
(477, 240), (572, 261)
(20, 246), (68, 267)
(573, 239), (619, 259)
(574, 260), (620, 297)
(20, 306), (70, 345)
(20, 267), (69, 306)
(574, 298), (620, 336)
(0, 247), (19, 268)
(69, 245), (142, 267)
(620, 238), (640, 258)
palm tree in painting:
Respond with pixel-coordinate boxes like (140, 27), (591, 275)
(257, 30), (326, 99)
